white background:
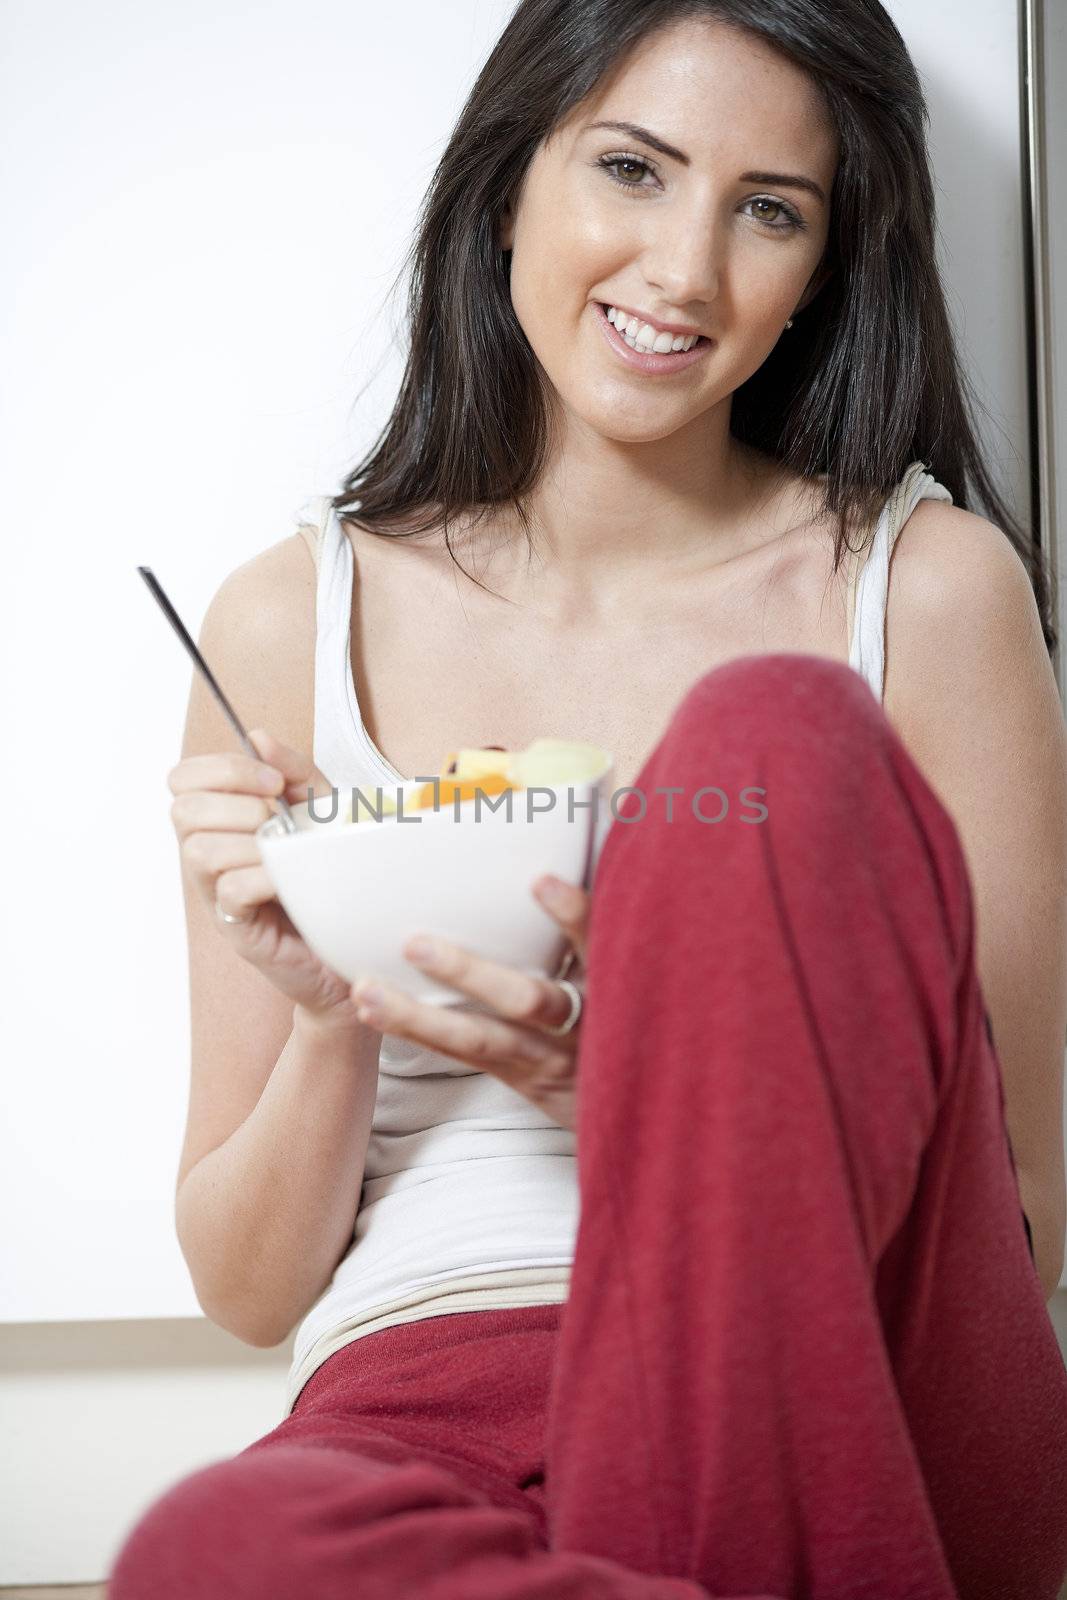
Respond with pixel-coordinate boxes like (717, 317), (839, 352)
(0, 0), (1063, 1583)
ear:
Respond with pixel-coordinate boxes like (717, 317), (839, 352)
(498, 201), (514, 253)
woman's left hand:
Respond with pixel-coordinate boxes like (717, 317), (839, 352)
(349, 874), (590, 1132)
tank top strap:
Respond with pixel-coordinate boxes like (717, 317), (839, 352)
(292, 495), (334, 569)
(291, 494), (364, 783)
(847, 461), (953, 704)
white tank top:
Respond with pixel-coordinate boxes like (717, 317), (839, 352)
(281, 459), (952, 1415)
(846, 461), (953, 695)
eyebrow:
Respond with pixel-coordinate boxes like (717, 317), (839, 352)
(583, 120), (827, 203)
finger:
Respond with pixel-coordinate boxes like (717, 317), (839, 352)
(531, 876), (590, 962)
(168, 751), (285, 798)
(213, 863), (277, 921)
(181, 830), (267, 877)
(401, 935), (575, 1032)
(349, 977), (568, 1076)
(247, 728), (335, 802)
(171, 790), (276, 841)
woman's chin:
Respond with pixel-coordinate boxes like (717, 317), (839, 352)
(579, 397), (712, 444)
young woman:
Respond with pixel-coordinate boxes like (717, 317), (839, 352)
(111, 2), (1067, 1596)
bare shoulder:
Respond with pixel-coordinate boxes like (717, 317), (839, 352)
(890, 498), (1033, 608)
(210, 529), (317, 622)
(187, 531), (317, 762)
(883, 500), (1049, 729)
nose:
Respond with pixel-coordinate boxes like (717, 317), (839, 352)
(637, 203), (722, 320)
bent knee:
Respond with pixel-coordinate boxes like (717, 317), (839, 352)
(669, 652), (885, 758)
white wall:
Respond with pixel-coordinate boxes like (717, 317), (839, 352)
(1, 0), (1061, 1585)
(0, 0), (508, 1330)
(883, 0), (1032, 525)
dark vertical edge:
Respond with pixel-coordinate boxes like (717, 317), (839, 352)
(1019, 0), (1062, 696)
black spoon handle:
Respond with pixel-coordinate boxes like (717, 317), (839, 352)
(136, 565), (298, 835)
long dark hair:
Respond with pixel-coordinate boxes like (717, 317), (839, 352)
(331, 0), (1057, 655)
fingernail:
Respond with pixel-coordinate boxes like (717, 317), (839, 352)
(354, 981), (384, 1005)
(537, 879), (568, 910)
(406, 937), (436, 964)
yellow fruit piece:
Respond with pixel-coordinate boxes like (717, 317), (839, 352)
(452, 748), (516, 782)
(341, 739), (609, 826)
(509, 738), (609, 786)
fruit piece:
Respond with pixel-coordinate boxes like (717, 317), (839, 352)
(440, 745), (504, 777)
(411, 771), (519, 811)
(452, 747), (516, 782)
(451, 741), (608, 787)
(339, 739), (609, 826)
(509, 738), (608, 787)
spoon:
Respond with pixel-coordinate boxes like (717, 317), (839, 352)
(136, 566), (298, 835)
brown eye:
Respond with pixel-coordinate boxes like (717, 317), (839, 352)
(597, 153), (659, 194)
(743, 195), (805, 233)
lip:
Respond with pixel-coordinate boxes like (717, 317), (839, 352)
(593, 301), (712, 375)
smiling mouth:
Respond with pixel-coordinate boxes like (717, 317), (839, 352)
(597, 303), (709, 351)
(592, 301), (713, 374)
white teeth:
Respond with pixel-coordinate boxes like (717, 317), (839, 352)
(606, 305), (699, 353)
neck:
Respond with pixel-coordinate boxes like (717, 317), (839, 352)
(451, 403), (805, 622)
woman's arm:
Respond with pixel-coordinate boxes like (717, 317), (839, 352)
(884, 502), (1067, 1302)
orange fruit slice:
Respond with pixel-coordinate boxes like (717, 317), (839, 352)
(411, 771), (519, 811)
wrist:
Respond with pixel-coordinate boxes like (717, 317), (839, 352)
(293, 997), (368, 1041)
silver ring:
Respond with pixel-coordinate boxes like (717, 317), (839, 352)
(543, 977), (583, 1037)
(215, 899), (254, 926)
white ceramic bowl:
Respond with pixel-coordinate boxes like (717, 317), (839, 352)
(256, 759), (614, 1006)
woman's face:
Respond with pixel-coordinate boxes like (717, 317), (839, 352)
(498, 17), (838, 444)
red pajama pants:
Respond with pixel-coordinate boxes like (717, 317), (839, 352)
(108, 654), (1067, 1600)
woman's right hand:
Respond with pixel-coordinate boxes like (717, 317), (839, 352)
(168, 727), (363, 1028)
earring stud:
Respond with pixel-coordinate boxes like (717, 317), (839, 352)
(785, 317), (794, 329)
